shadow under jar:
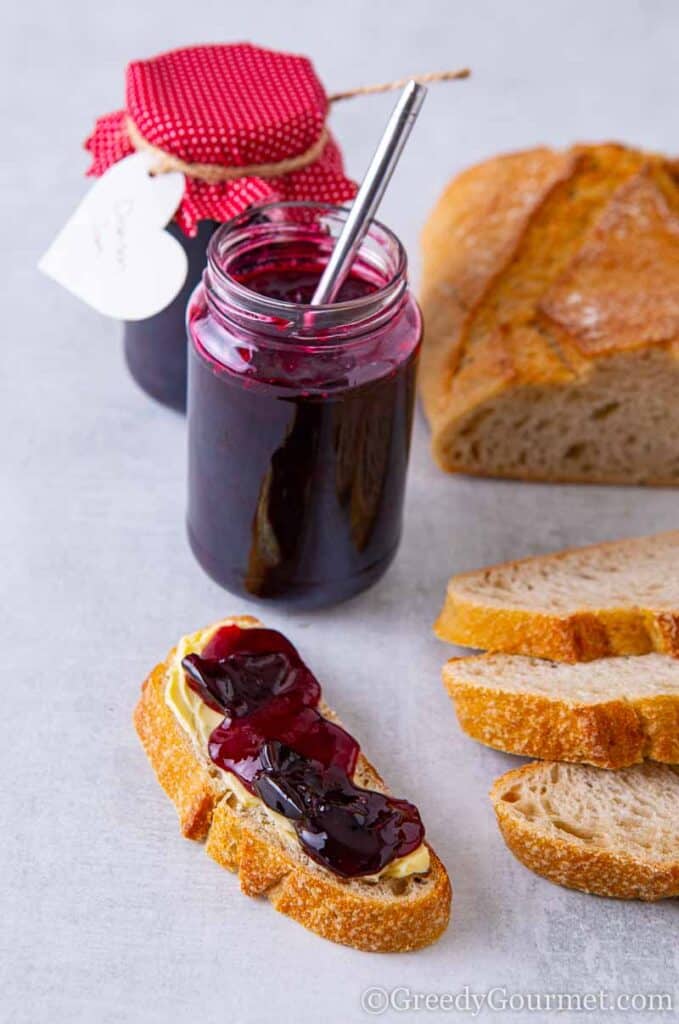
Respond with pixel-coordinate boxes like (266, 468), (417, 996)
(186, 202), (421, 610)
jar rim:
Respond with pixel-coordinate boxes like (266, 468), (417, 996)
(205, 201), (408, 337)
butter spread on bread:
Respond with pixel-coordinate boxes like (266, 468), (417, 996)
(164, 618), (430, 880)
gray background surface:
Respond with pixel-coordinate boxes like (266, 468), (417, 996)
(2, 1), (678, 1022)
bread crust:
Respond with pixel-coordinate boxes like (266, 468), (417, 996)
(490, 763), (679, 900)
(206, 799), (451, 952)
(134, 655), (222, 840)
(133, 628), (452, 952)
(435, 596), (679, 662)
(420, 146), (579, 431)
(443, 657), (679, 769)
(419, 143), (679, 484)
(435, 534), (679, 662)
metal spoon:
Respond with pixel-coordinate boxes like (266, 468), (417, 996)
(311, 80), (427, 306)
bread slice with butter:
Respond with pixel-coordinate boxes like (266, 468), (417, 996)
(443, 651), (679, 769)
(436, 531), (679, 662)
(491, 760), (679, 900)
(134, 616), (451, 952)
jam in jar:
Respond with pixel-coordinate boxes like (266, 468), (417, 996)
(186, 202), (421, 609)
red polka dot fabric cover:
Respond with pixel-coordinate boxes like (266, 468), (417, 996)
(85, 43), (357, 236)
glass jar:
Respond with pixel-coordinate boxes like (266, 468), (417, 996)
(124, 219), (217, 412)
(186, 202), (421, 609)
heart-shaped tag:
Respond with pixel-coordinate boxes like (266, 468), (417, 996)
(39, 153), (189, 321)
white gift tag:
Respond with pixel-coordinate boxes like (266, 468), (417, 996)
(39, 153), (188, 321)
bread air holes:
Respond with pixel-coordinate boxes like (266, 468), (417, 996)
(592, 401), (620, 420)
(388, 877), (409, 896)
(551, 819), (596, 843)
(459, 408), (493, 437)
(563, 442), (587, 460)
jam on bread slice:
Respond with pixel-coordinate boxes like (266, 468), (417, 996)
(134, 616), (451, 951)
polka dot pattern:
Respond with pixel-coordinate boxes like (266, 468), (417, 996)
(84, 43), (357, 237)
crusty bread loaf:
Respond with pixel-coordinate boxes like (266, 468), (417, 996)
(420, 143), (679, 483)
(134, 617), (451, 952)
(443, 652), (679, 769)
(491, 761), (679, 899)
(436, 531), (679, 661)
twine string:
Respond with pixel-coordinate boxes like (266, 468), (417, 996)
(327, 67), (470, 103)
(127, 68), (470, 183)
(127, 118), (329, 183)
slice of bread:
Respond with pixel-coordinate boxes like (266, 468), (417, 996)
(436, 531), (679, 661)
(490, 761), (679, 900)
(134, 617), (451, 952)
(443, 652), (679, 769)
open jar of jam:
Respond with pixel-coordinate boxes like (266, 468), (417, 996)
(186, 202), (421, 609)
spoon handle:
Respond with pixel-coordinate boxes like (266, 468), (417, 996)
(311, 80), (427, 306)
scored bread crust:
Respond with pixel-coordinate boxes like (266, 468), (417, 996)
(133, 623), (451, 952)
(419, 143), (679, 484)
(443, 656), (679, 770)
(435, 535), (679, 662)
(490, 762), (679, 900)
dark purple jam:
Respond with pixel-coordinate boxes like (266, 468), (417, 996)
(184, 625), (358, 785)
(183, 624), (317, 715)
(236, 263), (378, 304)
(208, 706), (359, 788)
(254, 742), (424, 878)
(181, 624), (425, 878)
(186, 220), (421, 610)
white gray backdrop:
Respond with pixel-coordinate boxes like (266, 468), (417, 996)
(2, 1), (677, 1022)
